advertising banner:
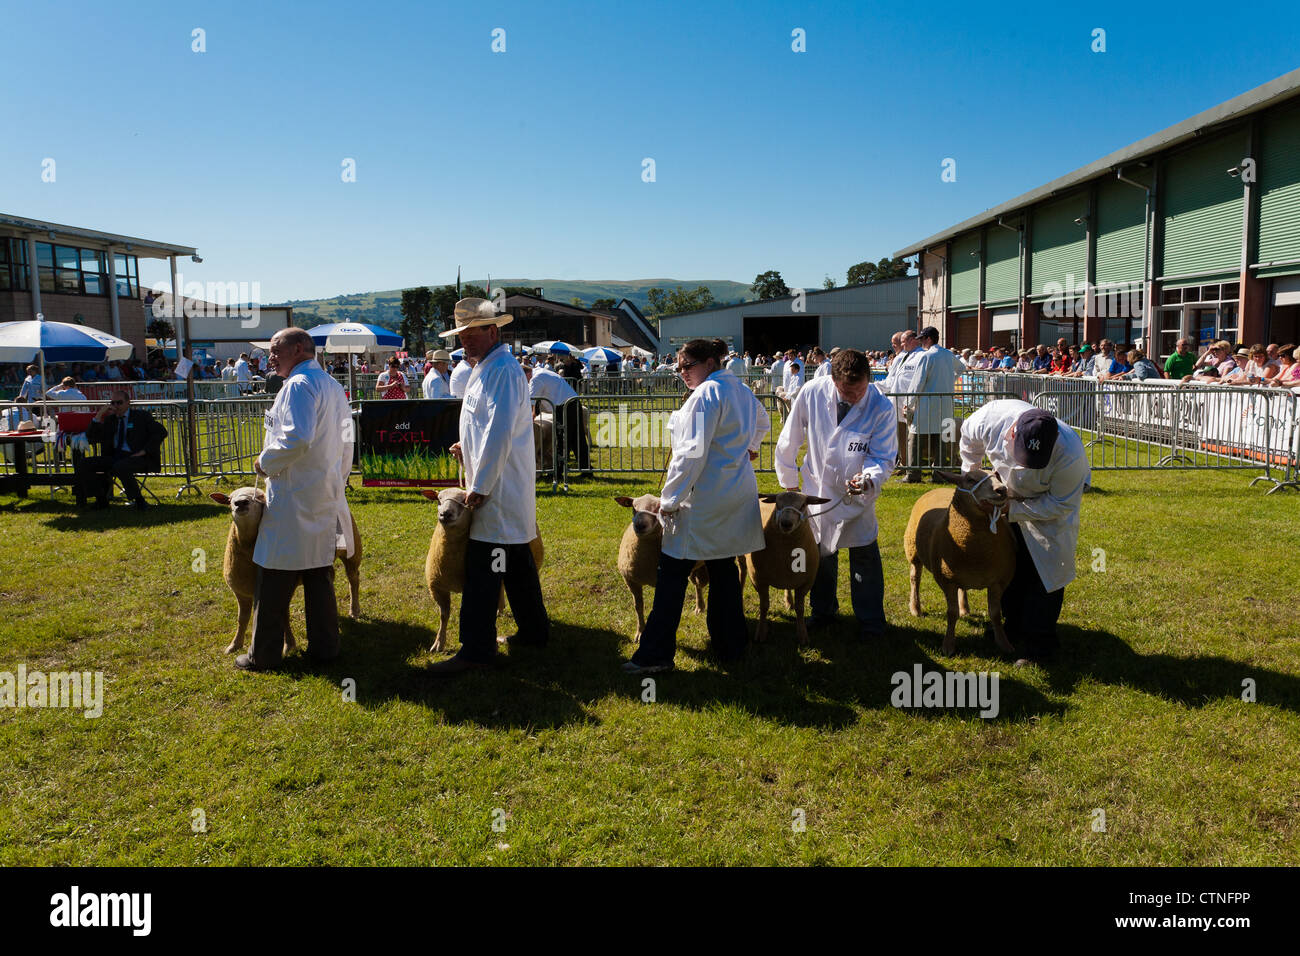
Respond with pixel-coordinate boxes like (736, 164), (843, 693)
(358, 399), (461, 487)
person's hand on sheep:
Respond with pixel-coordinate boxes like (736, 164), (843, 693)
(465, 491), (488, 509)
(253, 457), (267, 477)
(449, 442), (463, 463)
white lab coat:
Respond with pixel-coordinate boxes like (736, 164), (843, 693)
(769, 359), (786, 384)
(906, 345), (963, 435)
(726, 356), (744, 375)
(254, 359), (355, 570)
(422, 366), (451, 399)
(775, 375), (897, 555)
(460, 344), (536, 545)
(815, 360), (832, 379)
(449, 360), (474, 398)
(660, 370), (765, 562)
(782, 360), (804, 398)
(234, 359), (251, 384)
(884, 348), (919, 422)
(959, 399), (1090, 593)
(747, 388), (771, 453)
(528, 366), (578, 411)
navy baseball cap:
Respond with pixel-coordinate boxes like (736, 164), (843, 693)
(1013, 408), (1058, 468)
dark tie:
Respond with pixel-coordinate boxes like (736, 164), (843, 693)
(116, 416), (127, 452)
(837, 401), (851, 424)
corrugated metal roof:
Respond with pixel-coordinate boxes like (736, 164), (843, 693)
(893, 67), (1300, 259)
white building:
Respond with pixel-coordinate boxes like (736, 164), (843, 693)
(657, 277), (915, 356)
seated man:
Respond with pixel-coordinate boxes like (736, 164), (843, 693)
(75, 390), (168, 510)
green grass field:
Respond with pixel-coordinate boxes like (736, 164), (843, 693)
(1, 469), (1297, 865)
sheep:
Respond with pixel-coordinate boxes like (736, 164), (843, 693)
(745, 491), (829, 645)
(902, 468), (1016, 656)
(613, 494), (709, 641)
(209, 487), (362, 656)
(423, 487), (545, 652)
(534, 406), (592, 472)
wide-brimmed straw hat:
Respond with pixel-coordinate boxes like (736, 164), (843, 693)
(438, 297), (514, 338)
(430, 349), (452, 362)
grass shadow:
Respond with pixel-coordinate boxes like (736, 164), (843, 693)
(1044, 625), (1300, 713)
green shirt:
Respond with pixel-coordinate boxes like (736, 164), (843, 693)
(1165, 351), (1196, 379)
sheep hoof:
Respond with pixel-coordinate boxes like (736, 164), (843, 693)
(281, 643), (293, 657)
(430, 637), (446, 653)
(223, 640), (240, 655)
(940, 638), (956, 656)
(909, 605), (921, 617)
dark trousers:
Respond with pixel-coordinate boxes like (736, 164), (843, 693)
(458, 538), (550, 662)
(248, 564), (340, 668)
(75, 453), (148, 504)
(633, 554), (747, 666)
(809, 540), (886, 635)
(1001, 524), (1065, 661)
(558, 399), (591, 471)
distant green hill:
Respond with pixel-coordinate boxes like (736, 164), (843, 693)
(276, 278), (754, 330)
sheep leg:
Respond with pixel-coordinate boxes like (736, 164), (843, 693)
(909, 560), (923, 617)
(226, 595), (253, 654)
(344, 557), (361, 619)
(940, 581), (959, 656)
(957, 587), (970, 617)
(754, 586), (770, 643)
(690, 567), (707, 613)
(629, 581), (645, 642)
(785, 589), (795, 611)
(988, 583), (1015, 655)
(430, 588), (450, 652)
(282, 618), (295, 657)
(794, 587), (810, 646)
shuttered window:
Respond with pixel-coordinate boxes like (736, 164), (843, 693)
(1030, 194), (1088, 297)
(1257, 106), (1300, 276)
(983, 224), (1021, 304)
(949, 233), (980, 308)
(1161, 131), (1246, 280)
(1095, 177), (1148, 287)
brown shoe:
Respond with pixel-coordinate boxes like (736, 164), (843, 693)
(427, 654), (493, 677)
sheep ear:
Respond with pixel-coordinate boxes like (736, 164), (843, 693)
(209, 492), (230, 505)
(933, 470), (962, 485)
(614, 496), (633, 507)
(759, 494), (778, 503)
(420, 490), (441, 501)
(805, 496), (831, 505)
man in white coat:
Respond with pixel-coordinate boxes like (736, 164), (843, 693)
(776, 349), (897, 637)
(430, 299), (549, 675)
(960, 399), (1089, 665)
(421, 349), (452, 399)
(448, 355), (476, 398)
(524, 362), (591, 476)
(902, 326), (963, 482)
(781, 350), (804, 399)
(234, 353), (252, 394)
(237, 328), (355, 671)
(884, 329), (920, 474)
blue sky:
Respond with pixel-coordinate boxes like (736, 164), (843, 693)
(3, 0), (1298, 302)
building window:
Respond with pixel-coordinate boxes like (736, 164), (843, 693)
(1156, 282), (1241, 360)
(0, 239), (10, 291)
(115, 254), (138, 298)
(34, 241), (111, 296)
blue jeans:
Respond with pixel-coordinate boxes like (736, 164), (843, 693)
(809, 539), (886, 635)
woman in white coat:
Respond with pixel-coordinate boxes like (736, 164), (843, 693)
(959, 399), (1090, 664)
(624, 338), (766, 675)
(775, 349), (897, 637)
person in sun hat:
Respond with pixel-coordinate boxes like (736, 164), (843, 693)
(959, 399), (1089, 666)
(422, 349), (453, 399)
(428, 298), (549, 676)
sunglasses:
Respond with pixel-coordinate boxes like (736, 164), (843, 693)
(110, 399), (127, 405)
(677, 360), (700, 374)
